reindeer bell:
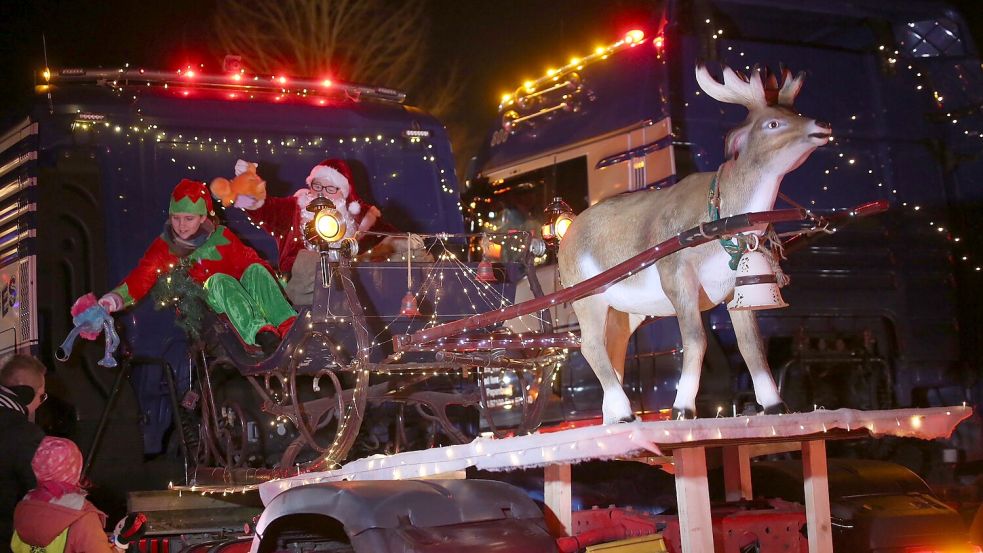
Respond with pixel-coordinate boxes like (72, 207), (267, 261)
(727, 249), (788, 311)
(400, 291), (420, 317)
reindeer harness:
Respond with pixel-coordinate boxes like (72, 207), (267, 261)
(707, 167), (755, 270)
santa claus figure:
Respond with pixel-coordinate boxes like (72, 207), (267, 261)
(228, 159), (399, 304)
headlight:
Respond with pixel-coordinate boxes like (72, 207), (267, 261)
(304, 206), (346, 248)
(314, 209), (345, 242)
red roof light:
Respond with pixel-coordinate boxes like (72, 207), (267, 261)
(625, 29), (645, 44)
(322, 79), (333, 88)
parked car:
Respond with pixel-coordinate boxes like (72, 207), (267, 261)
(744, 458), (978, 553)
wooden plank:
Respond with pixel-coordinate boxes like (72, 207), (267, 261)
(544, 463), (573, 536)
(722, 444), (753, 502)
(802, 440), (834, 553)
(673, 446), (714, 553)
(747, 441), (801, 457)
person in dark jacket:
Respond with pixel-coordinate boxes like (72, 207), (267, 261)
(0, 354), (47, 553)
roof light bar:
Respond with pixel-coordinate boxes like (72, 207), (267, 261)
(499, 29), (647, 112)
(42, 67), (407, 104)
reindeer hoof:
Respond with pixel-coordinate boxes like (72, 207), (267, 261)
(671, 407), (697, 420)
(762, 402), (790, 415)
(603, 413), (637, 425)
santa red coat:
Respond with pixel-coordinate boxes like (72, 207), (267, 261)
(244, 194), (393, 276)
(110, 225), (272, 308)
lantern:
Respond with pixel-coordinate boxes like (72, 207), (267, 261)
(400, 291), (420, 317)
(303, 196), (346, 249)
(541, 197), (575, 247)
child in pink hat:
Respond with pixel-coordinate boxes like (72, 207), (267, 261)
(11, 437), (145, 553)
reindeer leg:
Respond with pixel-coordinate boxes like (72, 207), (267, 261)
(604, 309), (648, 422)
(665, 267), (707, 420)
(729, 309), (788, 414)
(573, 297), (634, 424)
(671, 309), (707, 419)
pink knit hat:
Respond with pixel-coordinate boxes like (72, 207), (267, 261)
(30, 436), (84, 500)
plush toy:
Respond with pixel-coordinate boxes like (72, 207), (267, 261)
(209, 159), (268, 207)
(55, 292), (119, 368)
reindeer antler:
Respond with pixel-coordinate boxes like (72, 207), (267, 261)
(777, 67), (805, 107)
(695, 63), (767, 109)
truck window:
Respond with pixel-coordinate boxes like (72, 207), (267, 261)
(895, 16), (968, 58)
(467, 156), (588, 262)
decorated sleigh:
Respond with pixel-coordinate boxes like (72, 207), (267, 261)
(170, 198), (883, 487)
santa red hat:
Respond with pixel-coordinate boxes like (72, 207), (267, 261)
(169, 179), (214, 216)
(304, 159), (361, 215)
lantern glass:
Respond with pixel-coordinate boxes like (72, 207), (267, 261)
(554, 213), (574, 240)
(542, 197), (574, 246)
(314, 209), (345, 243)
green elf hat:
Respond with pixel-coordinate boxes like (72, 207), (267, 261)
(169, 179), (214, 216)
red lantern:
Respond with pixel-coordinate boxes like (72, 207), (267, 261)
(476, 260), (496, 282)
(400, 291), (420, 317)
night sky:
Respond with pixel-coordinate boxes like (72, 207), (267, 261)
(1, 0), (980, 156)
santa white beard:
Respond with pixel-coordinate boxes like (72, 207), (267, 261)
(294, 189), (357, 249)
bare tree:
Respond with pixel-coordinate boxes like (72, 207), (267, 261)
(212, 0), (461, 124)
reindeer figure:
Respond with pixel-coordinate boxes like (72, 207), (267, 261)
(557, 63), (831, 423)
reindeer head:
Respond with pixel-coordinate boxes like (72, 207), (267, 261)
(696, 63), (831, 175)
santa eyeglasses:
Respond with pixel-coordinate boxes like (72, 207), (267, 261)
(309, 180), (340, 195)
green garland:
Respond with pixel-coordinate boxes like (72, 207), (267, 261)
(151, 261), (209, 339)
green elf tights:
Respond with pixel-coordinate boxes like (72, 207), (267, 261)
(203, 263), (297, 345)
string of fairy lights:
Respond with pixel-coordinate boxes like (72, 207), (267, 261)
(170, 404), (971, 495)
(490, 21), (983, 274)
(702, 19), (983, 274)
(70, 118), (461, 210)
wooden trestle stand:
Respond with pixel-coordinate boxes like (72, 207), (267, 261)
(258, 406), (970, 553)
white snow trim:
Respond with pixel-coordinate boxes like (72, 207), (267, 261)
(259, 406), (971, 505)
(305, 166), (350, 197)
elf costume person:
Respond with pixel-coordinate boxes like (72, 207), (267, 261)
(92, 179), (296, 354)
(226, 159), (404, 304)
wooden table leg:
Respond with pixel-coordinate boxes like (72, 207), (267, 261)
(722, 444), (753, 502)
(802, 440), (833, 553)
(544, 463), (572, 536)
(674, 446), (715, 553)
